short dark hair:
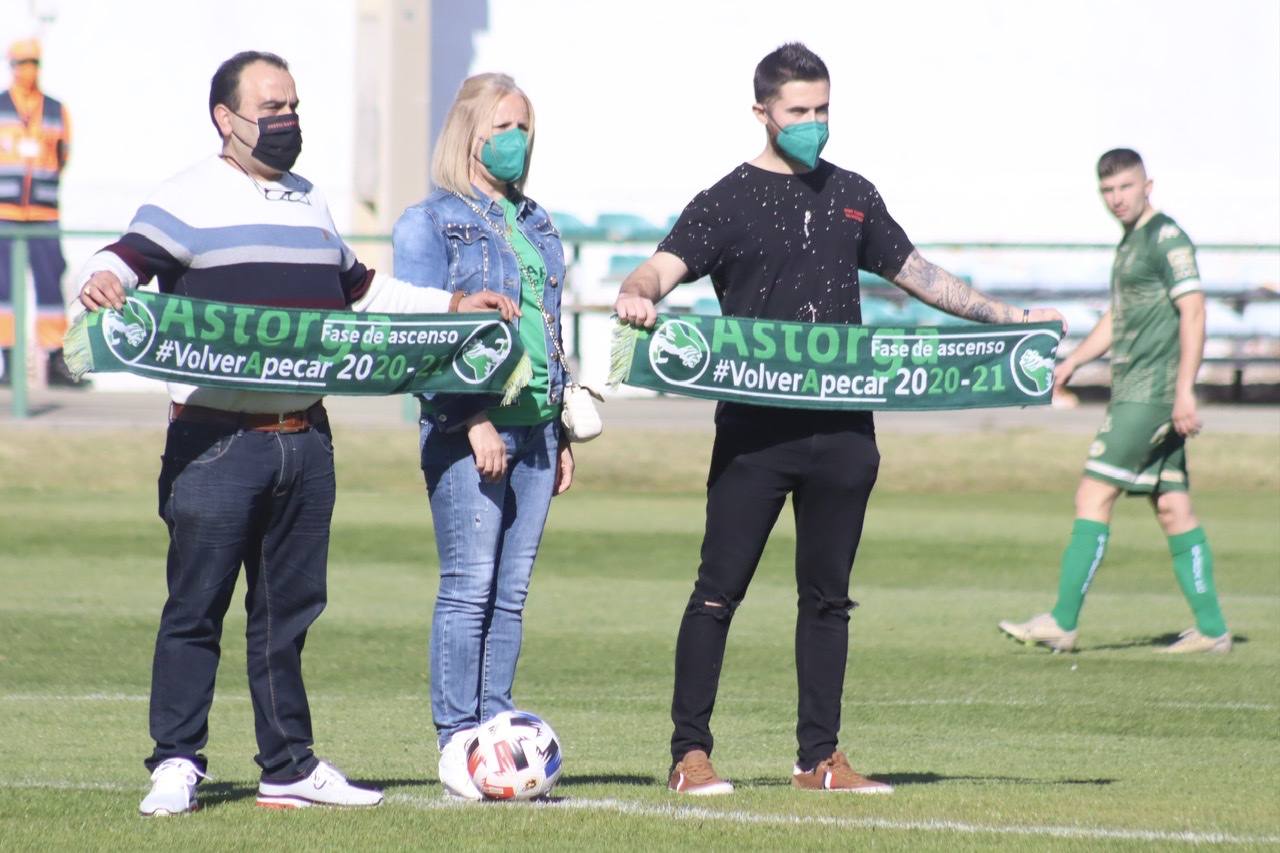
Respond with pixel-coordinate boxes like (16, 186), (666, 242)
(209, 50), (289, 135)
(753, 42), (829, 104)
(1097, 148), (1144, 179)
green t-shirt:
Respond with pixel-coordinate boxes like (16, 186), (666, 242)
(1109, 212), (1201, 404)
(487, 198), (561, 426)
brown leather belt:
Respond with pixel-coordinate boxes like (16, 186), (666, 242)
(169, 401), (326, 434)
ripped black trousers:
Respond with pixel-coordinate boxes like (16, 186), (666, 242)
(670, 409), (880, 769)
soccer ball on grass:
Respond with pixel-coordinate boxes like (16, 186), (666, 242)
(466, 710), (562, 800)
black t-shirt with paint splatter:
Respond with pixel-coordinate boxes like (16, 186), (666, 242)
(658, 160), (914, 427)
(658, 160), (915, 324)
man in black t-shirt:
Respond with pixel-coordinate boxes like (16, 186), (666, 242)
(615, 42), (1063, 795)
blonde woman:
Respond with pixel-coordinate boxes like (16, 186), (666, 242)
(392, 74), (572, 800)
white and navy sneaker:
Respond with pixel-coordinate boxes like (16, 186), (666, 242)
(438, 728), (483, 801)
(139, 757), (205, 816)
(256, 760), (383, 809)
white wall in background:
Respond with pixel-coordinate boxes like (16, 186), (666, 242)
(475, 0), (1280, 246)
(0, 0), (358, 239)
(2, 0), (1276, 246)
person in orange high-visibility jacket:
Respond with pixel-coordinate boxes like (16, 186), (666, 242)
(0, 38), (81, 385)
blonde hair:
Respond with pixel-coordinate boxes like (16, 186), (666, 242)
(432, 73), (536, 198)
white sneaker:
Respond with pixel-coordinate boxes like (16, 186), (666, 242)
(1158, 628), (1233, 655)
(438, 728), (483, 801)
(998, 612), (1078, 652)
(256, 760), (383, 809)
(139, 758), (204, 816)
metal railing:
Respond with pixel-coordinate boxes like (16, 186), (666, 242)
(3, 226), (1277, 419)
(2, 224), (79, 419)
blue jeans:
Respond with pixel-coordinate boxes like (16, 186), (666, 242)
(421, 418), (559, 747)
(148, 418), (334, 780)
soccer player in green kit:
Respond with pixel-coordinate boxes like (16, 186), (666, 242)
(1000, 148), (1230, 655)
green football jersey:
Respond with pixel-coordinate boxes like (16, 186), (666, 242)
(1108, 212), (1201, 404)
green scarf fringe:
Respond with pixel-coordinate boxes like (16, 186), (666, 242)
(608, 321), (640, 388)
(61, 314), (94, 380)
(500, 353), (532, 405)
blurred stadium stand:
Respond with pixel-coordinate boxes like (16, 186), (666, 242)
(544, 215), (1280, 399)
(3, 222), (1276, 416)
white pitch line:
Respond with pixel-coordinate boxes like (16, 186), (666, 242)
(2, 781), (1274, 845)
(0, 779), (139, 792)
(0, 693), (152, 702)
(391, 793), (1280, 846)
(842, 698), (1280, 712)
(2, 693), (1273, 712)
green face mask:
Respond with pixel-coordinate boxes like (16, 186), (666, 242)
(774, 120), (829, 169)
(480, 128), (528, 182)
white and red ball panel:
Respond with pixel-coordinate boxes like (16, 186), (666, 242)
(466, 710), (562, 801)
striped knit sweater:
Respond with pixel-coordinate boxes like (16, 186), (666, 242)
(77, 155), (450, 412)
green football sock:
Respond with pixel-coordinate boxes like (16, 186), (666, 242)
(1050, 519), (1110, 632)
(1168, 527), (1227, 638)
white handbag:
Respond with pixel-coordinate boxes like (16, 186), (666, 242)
(560, 381), (604, 443)
(537, 289), (603, 443)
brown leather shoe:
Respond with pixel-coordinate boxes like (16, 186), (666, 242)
(792, 751), (892, 793)
(668, 749), (734, 795)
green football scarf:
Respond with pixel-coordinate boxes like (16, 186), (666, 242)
(609, 314), (1062, 410)
(63, 291), (530, 400)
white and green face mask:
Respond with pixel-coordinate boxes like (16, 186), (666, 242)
(773, 120), (829, 169)
(480, 128), (528, 182)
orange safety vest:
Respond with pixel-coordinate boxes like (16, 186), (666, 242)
(0, 89), (69, 222)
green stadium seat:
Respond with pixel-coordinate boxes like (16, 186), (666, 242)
(607, 254), (650, 279)
(596, 212), (663, 241)
(549, 211), (605, 241)
(691, 296), (721, 316)
(859, 297), (902, 325)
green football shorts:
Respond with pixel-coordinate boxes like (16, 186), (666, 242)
(1083, 402), (1188, 494)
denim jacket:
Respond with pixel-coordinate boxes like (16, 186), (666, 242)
(393, 188), (567, 432)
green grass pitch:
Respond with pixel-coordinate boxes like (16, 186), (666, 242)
(0, 423), (1277, 850)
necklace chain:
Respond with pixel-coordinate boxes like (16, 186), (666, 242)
(450, 191), (573, 380)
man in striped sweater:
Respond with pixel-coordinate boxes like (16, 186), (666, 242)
(76, 51), (516, 816)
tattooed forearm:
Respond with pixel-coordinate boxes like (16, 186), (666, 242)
(889, 250), (1014, 323)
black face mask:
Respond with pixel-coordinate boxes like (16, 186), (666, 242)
(233, 111), (302, 172)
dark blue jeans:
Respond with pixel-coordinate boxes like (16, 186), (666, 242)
(0, 231), (66, 308)
(146, 418), (335, 781)
(0, 230), (67, 350)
